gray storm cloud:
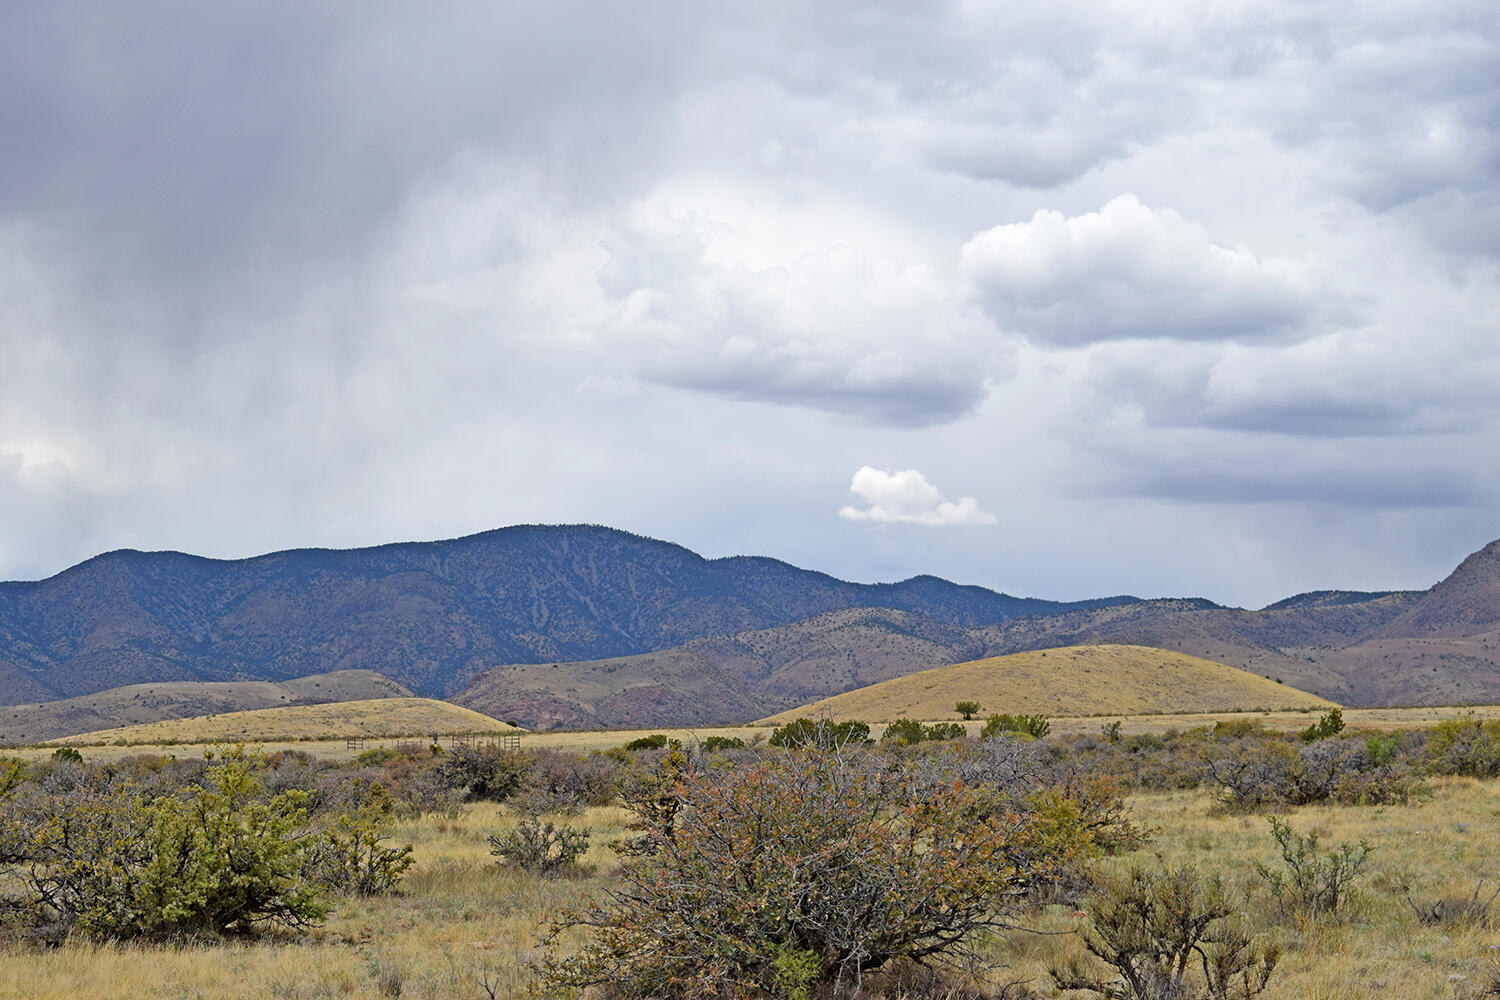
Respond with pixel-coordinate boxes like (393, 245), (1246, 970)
(0, 0), (1497, 607)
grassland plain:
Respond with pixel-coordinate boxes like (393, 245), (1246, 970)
(758, 644), (1336, 725)
(17, 704), (1500, 763)
(44, 697), (518, 748)
(3, 776), (1499, 999)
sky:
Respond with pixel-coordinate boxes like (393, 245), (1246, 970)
(2, 1), (1498, 608)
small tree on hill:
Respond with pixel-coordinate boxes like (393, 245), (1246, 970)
(955, 701), (982, 721)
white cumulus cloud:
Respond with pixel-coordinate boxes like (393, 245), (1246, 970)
(838, 466), (997, 526)
(959, 195), (1318, 346)
(595, 191), (1006, 427)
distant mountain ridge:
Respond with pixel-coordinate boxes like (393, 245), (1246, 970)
(0, 524), (1135, 706)
(455, 539), (1500, 729)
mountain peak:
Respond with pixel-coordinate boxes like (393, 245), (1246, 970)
(1376, 537), (1500, 638)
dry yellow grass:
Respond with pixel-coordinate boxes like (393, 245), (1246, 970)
(758, 644), (1336, 724)
(4, 773), (1500, 997)
(48, 697), (518, 747)
(18, 705), (1500, 763)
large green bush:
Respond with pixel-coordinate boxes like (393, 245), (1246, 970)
(766, 717), (871, 748)
(981, 713), (1051, 740)
(1424, 718), (1500, 777)
(6, 751), (326, 939)
(1, 749), (416, 941)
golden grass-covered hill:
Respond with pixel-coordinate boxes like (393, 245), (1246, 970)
(758, 644), (1336, 724)
(1, 670), (412, 744)
(50, 697), (519, 747)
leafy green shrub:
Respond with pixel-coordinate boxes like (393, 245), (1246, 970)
(1424, 718), (1500, 777)
(881, 718), (929, 746)
(767, 717), (871, 749)
(303, 813), (414, 896)
(622, 734), (670, 752)
(882, 720), (967, 747)
(1299, 708), (1345, 742)
(489, 817), (591, 876)
(51, 747), (83, 763)
(955, 700), (982, 721)
(924, 721), (967, 742)
(1254, 816), (1371, 922)
(1212, 718), (1269, 738)
(1052, 863), (1278, 1000)
(5, 751), (328, 940)
(437, 744), (531, 801)
(0, 757), (26, 799)
(354, 747), (402, 766)
(699, 735), (747, 753)
(1364, 732), (1402, 767)
(981, 713), (1051, 740)
(301, 785), (414, 896)
(541, 747), (1070, 997)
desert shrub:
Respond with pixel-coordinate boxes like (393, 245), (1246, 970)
(1200, 732), (1416, 811)
(1052, 862), (1278, 1000)
(622, 733), (670, 751)
(489, 816), (592, 876)
(953, 733), (1041, 800)
(1424, 718), (1500, 777)
(955, 700), (982, 721)
(302, 812), (414, 896)
(1212, 718), (1270, 739)
(437, 744), (531, 802)
(883, 720), (969, 747)
(699, 735), (747, 753)
(3, 750), (327, 940)
(0, 757), (26, 799)
(1199, 735), (1300, 810)
(51, 746), (83, 763)
(982, 713), (1051, 740)
(355, 746), (402, 766)
(1363, 731), (1402, 767)
(1298, 708), (1345, 742)
(767, 717), (871, 749)
(301, 784), (414, 896)
(882, 718), (930, 746)
(1254, 816), (1371, 922)
(377, 754), (463, 816)
(514, 748), (622, 815)
(1404, 881), (1500, 930)
(540, 746), (1073, 998)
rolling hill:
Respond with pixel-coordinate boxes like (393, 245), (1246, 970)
(459, 535), (1500, 730)
(0, 524), (1132, 706)
(757, 644), (1335, 724)
(0, 670), (412, 745)
(454, 606), (991, 730)
(50, 697), (519, 746)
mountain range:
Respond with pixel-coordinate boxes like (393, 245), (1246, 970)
(3, 526), (1497, 732)
(0, 524), (1129, 707)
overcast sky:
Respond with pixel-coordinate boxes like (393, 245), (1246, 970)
(2, 1), (1497, 608)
